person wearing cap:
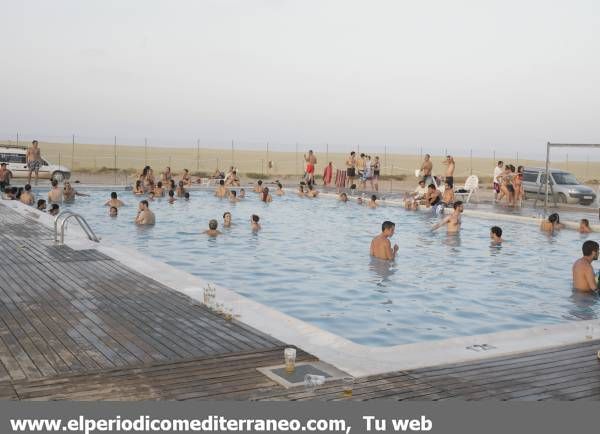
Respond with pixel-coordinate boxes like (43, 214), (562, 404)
(0, 162), (11, 191)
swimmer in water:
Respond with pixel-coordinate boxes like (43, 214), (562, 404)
(251, 214), (261, 231)
(184, 192), (190, 201)
(168, 190), (176, 204)
(105, 191), (125, 208)
(223, 211), (232, 228)
(63, 181), (89, 203)
(368, 194), (378, 209)
(297, 184), (305, 197)
(109, 206), (118, 217)
(214, 179), (227, 198)
(175, 180), (186, 197)
(239, 188), (246, 199)
(579, 219), (592, 234)
(541, 213), (564, 232)
(306, 184), (319, 198)
(133, 180), (144, 195)
(490, 226), (503, 245)
(339, 192), (348, 202)
(135, 200), (155, 225)
(431, 201), (464, 233)
(572, 240), (599, 292)
(229, 190), (239, 203)
(48, 203), (60, 216)
(370, 220), (399, 260)
(47, 179), (63, 204)
(203, 219), (222, 236)
(275, 182), (285, 196)
(254, 180), (264, 193)
(19, 184), (35, 205)
(37, 199), (46, 212)
(154, 181), (165, 197)
(262, 187), (273, 203)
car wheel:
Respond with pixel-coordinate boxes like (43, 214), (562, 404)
(556, 193), (567, 204)
(52, 171), (65, 182)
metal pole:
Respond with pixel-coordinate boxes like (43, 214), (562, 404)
(71, 134), (75, 169)
(295, 143), (298, 179)
(384, 145), (387, 171)
(544, 142), (550, 212)
(196, 139), (200, 171)
(266, 142), (269, 173)
(566, 153), (568, 170)
(326, 143), (329, 164)
(231, 140), (234, 167)
(516, 152), (519, 166)
(144, 137), (148, 166)
(114, 136), (117, 185)
(586, 154), (590, 179)
(16, 132), (19, 147)
(493, 150), (496, 165)
(470, 149), (473, 175)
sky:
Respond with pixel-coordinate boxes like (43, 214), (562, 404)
(1, 0), (599, 158)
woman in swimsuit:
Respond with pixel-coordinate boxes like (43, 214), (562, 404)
(175, 180), (186, 198)
(181, 169), (192, 186)
(133, 180), (145, 195)
(262, 187), (273, 203)
(513, 165), (524, 206)
(162, 167), (172, 183)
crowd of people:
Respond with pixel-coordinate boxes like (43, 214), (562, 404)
(492, 160), (525, 207)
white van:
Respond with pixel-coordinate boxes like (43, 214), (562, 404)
(0, 145), (71, 182)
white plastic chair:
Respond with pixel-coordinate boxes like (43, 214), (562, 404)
(454, 175), (479, 203)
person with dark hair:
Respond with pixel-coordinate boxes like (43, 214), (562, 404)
(275, 182), (285, 196)
(297, 184), (305, 197)
(573, 240), (599, 292)
(443, 155), (455, 187)
(490, 226), (503, 244)
(167, 189), (176, 204)
(579, 219), (592, 234)
(47, 179), (63, 203)
(339, 192), (348, 202)
(304, 150), (317, 185)
(306, 183), (319, 198)
(262, 187), (273, 202)
(370, 221), (399, 260)
(541, 213), (564, 232)
(251, 214), (261, 231)
(0, 162), (11, 191)
(229, 189), (239, 203)
(154, 181), (165, 197)
(105, 191), (125, 208)
(37, 199), (47, 211)
(493, 161), (504, 201)
(368, 194), (378, 209)
(175, 180), (186, 198)
(346, 151), (357, 187)
(26, 140), (42, 185)
(432, 201), (464, 233)
(135, 200), (155, 225)
(223, 211), (232, 228)
(420, 154), (433, 186)
(181, 168), (192, 186)
(109, 206), (118, 217)
(20, 184), (35, 205)
(425, 184), (441, 208)
(48, 203), (60, 216)
(214, 179), (227, 198)
(169, 179), (176, 191)
(239, 188), (246, 199)
(254, 180), (264, 193)
(133, 180), (144, 195)
(184, 192), (190, 201)
(203, 219), (222, 236)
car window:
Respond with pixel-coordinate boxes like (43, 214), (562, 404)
(523, 172), (538, 183)
(552, 172), (579, 185)
(5, 153), (26, 164)
(539, 174), (554, 185)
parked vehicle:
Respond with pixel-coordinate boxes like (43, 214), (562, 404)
(0, 145), (71, 182)
(522, 167), (596, 205)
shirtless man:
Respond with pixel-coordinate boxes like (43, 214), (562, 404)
(275, 182), (285, 196)
(63, 182), (89, 203)
(223, 212), (232, 228)
(37, 199), (47, 211)
(154, 181), (165, 197)
(239, 188), (246, 199)
(229, 190), (240, 203)
(442, 155), (455, 187)
(251, 214), (261, 231)
(214, 179), (228, 198)
(425, 184), (442, 208)
(579, 219), (592, 234)
(105, 192), (125, 208)
(541, 213), (564, 232)
(20, 184), (35, 205)
(48, 204), (60, 216)
(109, 206), (118, 217)
(26, 140), (42, 185)
(339, 192), (348, 202)
(420, 154), (433, 185)
(370, 221), (399, 260)
(490, 226), (504, 245)
(0, 163), (11, 191)
(47, 180), (63, 204)
(431, 201), (464, 233)
(135, 200), (155, 225)
(167, 190), (177, 204)
(345, 151), (357, 187)
(368, 195), (378, 208)
(304, 150), (317, 185)
(572, 240), (599, 292)
(203, 219), (222, 236)
(253, 180), (264, 193)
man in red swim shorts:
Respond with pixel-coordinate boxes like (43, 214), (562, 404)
(304, 150), (317, 184)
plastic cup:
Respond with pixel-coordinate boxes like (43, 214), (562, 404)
(342, 377), (354, 397)
(284, 348), (296, 373)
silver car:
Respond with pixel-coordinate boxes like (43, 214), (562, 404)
(522, 167), (596, 205)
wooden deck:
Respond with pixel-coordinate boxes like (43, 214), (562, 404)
(1, 202), (599, 400)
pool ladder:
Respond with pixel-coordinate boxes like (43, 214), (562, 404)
(54, 210), (100, 244)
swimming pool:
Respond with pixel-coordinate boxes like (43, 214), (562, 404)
(56, 187), (599, 347)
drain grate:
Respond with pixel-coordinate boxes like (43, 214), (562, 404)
(466, 344), (497, 352)
(257, 362), (347, 388)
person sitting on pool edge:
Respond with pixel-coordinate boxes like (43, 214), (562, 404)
(579, 219), (592, 234)
(109, 206), (118, 217)
(541, 213), (564, 232)
(251, 214), (261, 231)
(490, 226), (503, 245)
(572, 240), (599, 292)
(203, 219), (222, 236)
(135, 200), (155, 225)
(370, 220), (399, 260)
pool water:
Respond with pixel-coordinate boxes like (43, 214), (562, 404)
(58, 187), (599, 346)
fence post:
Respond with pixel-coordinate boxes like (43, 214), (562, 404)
(566, 153), (569, 170)
(231, 140), (234, 167)
(144, 138), (148, 166)
(326, 143), (329, 164)
(516, 152), (519, 166)
(295, 143), (298, 180)
(71, 134), (75, 170)
(470, 149), (473, 175)
(16, 132), (19, 147)
(266, 142), (269, 174)
(114, 136), (117, 185)
(196, 139), (200, 171)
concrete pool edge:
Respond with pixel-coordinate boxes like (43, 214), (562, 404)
(4, 199), (600, 378)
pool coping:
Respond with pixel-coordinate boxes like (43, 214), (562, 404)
(3, 198), (600, 378)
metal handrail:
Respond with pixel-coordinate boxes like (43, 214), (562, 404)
(53, 210), (100, 244)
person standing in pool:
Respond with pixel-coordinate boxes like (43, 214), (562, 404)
(253, 180), (264, 193)
(47, 180), (63, 204)
(203, 219), (222, 236)
(541, 213), (564, 232)
(490, 226), (504, 245)
(572, 240), (599, 292)
(223, 211), (232, 228)
(214, 179), (227, 198)
(579, 219), (592, 234)
(105, 192), (125, 208)
(251, 214), (261, 231)
(20, 184), (35, 205)
(431, 201), (464, 233)
(370, 221), (399, 260)
(368, 194), (378, 208)
(135, 200), (155, 225)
